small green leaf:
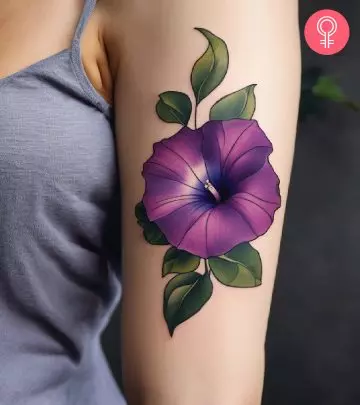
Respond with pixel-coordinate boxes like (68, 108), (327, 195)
(210, 84), (257, 120)
(191, 28), (229, 105)
(143, 223), (169, 245)
(208, 243), (262, 288)
(156, 91), (192, 126)
(135, 201), (148, 227)
(162, 247), (200, 276)
(164, 272), (213, 336)
(135, 202), (169, 245)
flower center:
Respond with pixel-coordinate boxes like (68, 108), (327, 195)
(204, 180), (221, 203)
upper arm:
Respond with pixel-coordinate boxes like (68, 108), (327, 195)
(104, 1), (300, 404)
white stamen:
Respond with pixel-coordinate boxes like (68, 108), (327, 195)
(204, 179), (221, 202)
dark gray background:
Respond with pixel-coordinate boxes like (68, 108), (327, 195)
(263, 1), (360, 404)
(103, 1), (360, 404)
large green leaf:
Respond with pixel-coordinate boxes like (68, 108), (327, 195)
(208, 243), (262, 287)
(156, 91), (192, 126)
(210, 84), (257, 120)
(135, 202), (168, 245)
(164, 272), (213, 336)
(191, 28), (229, 105)
(162, 247), (200, 276)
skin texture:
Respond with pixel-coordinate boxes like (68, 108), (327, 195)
(0, 1), (300, 404)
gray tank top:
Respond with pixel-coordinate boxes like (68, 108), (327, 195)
(0, 1), (125, 404)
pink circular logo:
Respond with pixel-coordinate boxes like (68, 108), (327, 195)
(304, 9), (350, 55)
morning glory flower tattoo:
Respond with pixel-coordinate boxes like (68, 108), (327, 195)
(135, 28), (281, 336)
(142, 120), (280, 258)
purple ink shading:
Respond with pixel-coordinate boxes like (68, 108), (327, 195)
(142, 119), (281, 258)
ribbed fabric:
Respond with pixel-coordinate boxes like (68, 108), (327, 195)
(0, 1), (125, 404)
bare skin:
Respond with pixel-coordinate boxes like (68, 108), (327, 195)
(0, 0), (112, 103)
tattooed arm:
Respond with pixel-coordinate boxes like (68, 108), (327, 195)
(104, 0), (300, 403)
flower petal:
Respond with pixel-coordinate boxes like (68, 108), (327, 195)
(229, 160), (281, 236)
(221, 119), (272, 175)
(233, 159), (281, 205)
(159, 126), (209, 186)
(201, 121), (223, 188)
(204, 204), (258, 257)
(225, 145), (272, 189)
(155, 201), (213, 254)
(201, 120), (273, 188)
(227, 196), (273, 238)
(143, 169), (204, 220)
(143, 126), (210, 221)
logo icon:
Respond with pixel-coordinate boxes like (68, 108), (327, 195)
(317, 16), (337, 48)
(305, 10), (350, 55)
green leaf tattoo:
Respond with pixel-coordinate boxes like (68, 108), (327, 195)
(191, 28), (229, 105)
(210, 84), (257, 120)
(164, 272), (213, 336)
(208, 243), (262, 288)
(162, 247), (201, 276)
(156, 91), (192, 126)
(135, 202), (168, 245)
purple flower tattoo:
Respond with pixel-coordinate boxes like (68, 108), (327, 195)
(135, 27), (282, 336)
(142, 119), (280, 258)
